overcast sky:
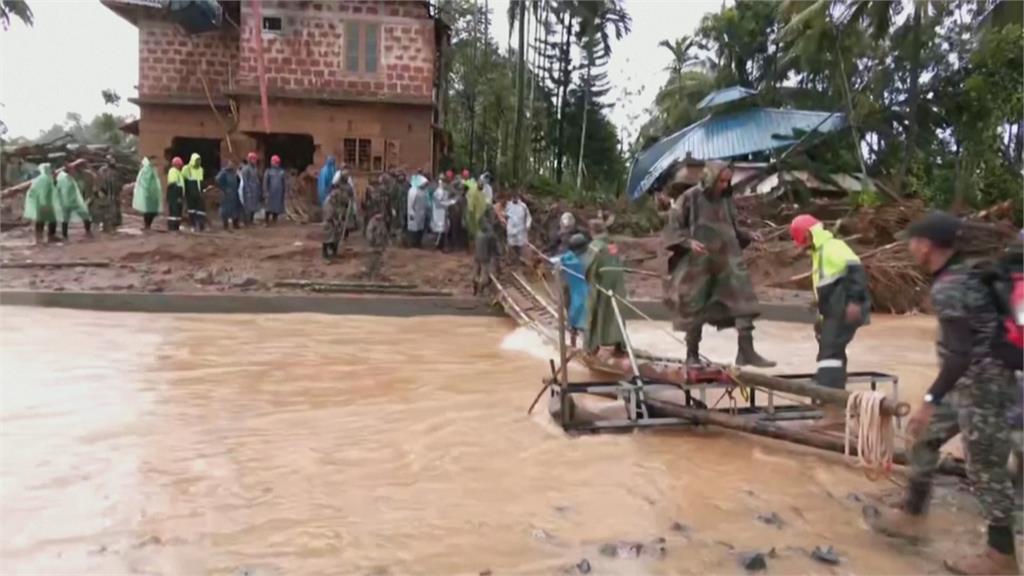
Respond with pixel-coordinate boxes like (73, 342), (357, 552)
(0, 0), (719, 140)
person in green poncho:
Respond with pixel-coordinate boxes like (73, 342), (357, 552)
(132, 157), (163, 230)
(584, 218), (628, 356)
(464, 176), (487, 241)
(23, 163), (60, 244)
(55, 161), (92, 240)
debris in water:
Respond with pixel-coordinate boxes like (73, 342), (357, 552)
(134, 535), (163, 548)
(811, 545), (840, 565)
(531, 528), (553, 541)
(669, 521), (690, 534)
(479, 570), (492, 576)
(739, 551), (768, 572)
(756, 511), (785, 528)
(575, 558), (591, 574)
(846, 492), (864, 504)
(598, 541), (644, 559)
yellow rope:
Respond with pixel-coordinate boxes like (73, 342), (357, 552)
(844, 390), (895, 480)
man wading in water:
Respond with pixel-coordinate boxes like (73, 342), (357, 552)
(867, 212), (1018, 575)
(662, 160), (775, 367)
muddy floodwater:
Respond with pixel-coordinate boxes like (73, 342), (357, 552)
(1, 307), (986, 575)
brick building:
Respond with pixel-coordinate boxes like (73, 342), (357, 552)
(104, 0), (447, 190)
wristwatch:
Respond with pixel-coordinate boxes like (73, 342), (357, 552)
(923, 393), (936, 405)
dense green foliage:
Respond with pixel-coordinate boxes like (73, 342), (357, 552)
(638, 0), (1023, 211)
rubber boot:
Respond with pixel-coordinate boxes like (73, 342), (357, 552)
(686, 341), (701, 365)
(945, 547), (1019, 575)
(735, 333), (776, 368)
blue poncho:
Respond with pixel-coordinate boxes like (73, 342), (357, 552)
(317, 156), (337, 206)
(559, 251), (588, 331)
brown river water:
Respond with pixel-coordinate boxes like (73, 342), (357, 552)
(0, 307), (988, 575)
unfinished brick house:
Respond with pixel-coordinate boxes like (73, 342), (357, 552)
(104, 0), (447, 191)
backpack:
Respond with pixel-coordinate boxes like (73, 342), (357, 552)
(978, 249), (1024, 371)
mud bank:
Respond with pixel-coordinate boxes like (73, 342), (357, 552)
(0, 289), (815, 322)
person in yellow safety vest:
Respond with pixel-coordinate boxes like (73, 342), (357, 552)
(166, 157), (185, 231)
(181, 153), (207, 231)
(790, 214), (870, 393)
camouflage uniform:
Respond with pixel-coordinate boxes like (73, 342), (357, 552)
(662, 161), (772, 366)
(365, 214), (388, 279)
(904, 258), (1015, 527)
(321, 181), (353, 259)
(93, 165), (122, 232)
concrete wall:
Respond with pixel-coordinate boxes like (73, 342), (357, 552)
(237, 0), (435, 102)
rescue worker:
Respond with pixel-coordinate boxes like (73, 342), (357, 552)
(504, 191), (532, 263)
(56, 161), (92, 239)
(431, 174), (455, 251)
(321, 175), (353, 261)
(662, 160), (775, 367)
(388, 170), (408, 240)
(465, 174), (487, 241)
(95, 158), (122, 233)
(263, 154), (286, 225)
(165, 157), (185, 232)
(318, 155), (336, 207)
(473, 206), (501, 296)
(181, 153), (206, 231)
(406, 173), (429, 248)
(867, 212), (1017, 575)
(790, 215), (870, 389)
(446, 180), (468, 251)
(215, 160), (242, 230)
(365, 211), (388, 279)
(23, 163), (59, 244)
(480, 172), (494, 205)
(555, 233), (590, 347)
(585, 219), (627, 356)
(240, 152), (262, 225)
(131, 157), (162, 230)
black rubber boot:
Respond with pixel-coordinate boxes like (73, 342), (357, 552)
(686, 341), (701, 365)
(904, 479), (932, 515)
(736, 333), (776, 368)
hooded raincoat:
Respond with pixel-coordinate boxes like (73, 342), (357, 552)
(131, 158), (163, 214)
(23, 163), (58, 223)
(215, 165), (242, 220)
(505, 199), (532, 247)
(585, 233), (627, 352)
(263, 166), (287, 215)
(406, 175), (429, 232)
(181, 153), (205, 220)
(56, 170), (90, 222)
(240, 161), (262, 216)
(318, 157), (336, 206)
(662, 160), (758, 330)
(465, 182), (487, 240)
(166, 163), (185, 226)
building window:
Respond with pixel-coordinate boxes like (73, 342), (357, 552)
(343, 138), (373, 170)
(262, 16), (283, 34)
(344, 21), (381, 74)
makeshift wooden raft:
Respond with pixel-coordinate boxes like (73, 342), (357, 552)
(490, 270), (963, 476)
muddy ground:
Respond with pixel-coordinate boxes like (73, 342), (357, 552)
(0, 215), (812, 307)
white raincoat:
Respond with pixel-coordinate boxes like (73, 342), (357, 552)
(505, 199), (531, 247)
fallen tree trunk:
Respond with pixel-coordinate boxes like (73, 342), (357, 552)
(0, 260), (111, 269)
(300, 285), (452, 297)
(640, 396), (963, 476)
(733, 369), (909, 418)
(275, 279), (418, 290)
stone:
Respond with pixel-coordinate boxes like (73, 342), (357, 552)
(193, 270), (215, 285)
(598, 541), (643, 559)
(234, 276), (259, 288)
(575, 559), (591, 574)
(811, 545), (840, 565)
(756, 511), (784, 528)
(739, 552), (767, 572)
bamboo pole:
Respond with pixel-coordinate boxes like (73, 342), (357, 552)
(557, 269), (569, 424)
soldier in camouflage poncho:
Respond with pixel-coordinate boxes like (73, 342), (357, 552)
(662, 160), (775, 367)
(868, 212), (1018, 575)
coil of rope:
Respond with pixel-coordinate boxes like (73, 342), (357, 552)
(844, 390), (895, 481)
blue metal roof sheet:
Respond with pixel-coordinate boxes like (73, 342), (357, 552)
(628, 107), (846, 200)
(696, 86), (758, 110)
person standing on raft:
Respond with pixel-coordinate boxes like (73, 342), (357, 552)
(662, 160), (775, 367)
(585, 219), (627, 359)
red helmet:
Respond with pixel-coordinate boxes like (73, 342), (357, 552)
(445, 170), (454, 179)
(247, 152), (258, 163)
(271, 155), (281, 166)
(172, 157), (183, 168)
(790, 214), (821, 247)
(461, 169), (470, 179)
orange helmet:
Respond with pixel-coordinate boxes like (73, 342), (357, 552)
(790, 214), (821, 247)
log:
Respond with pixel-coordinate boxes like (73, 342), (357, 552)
(301, 285), (452, 297)
(0, 260), (111, 269)
(639, 397), (963, 476)
(275, 279), (418, 290)
(734, 369), (909, 418)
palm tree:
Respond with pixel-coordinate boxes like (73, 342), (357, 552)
(573, 0), (631, 188)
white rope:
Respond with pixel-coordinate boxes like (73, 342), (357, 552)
(844, 390), (895, 478)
